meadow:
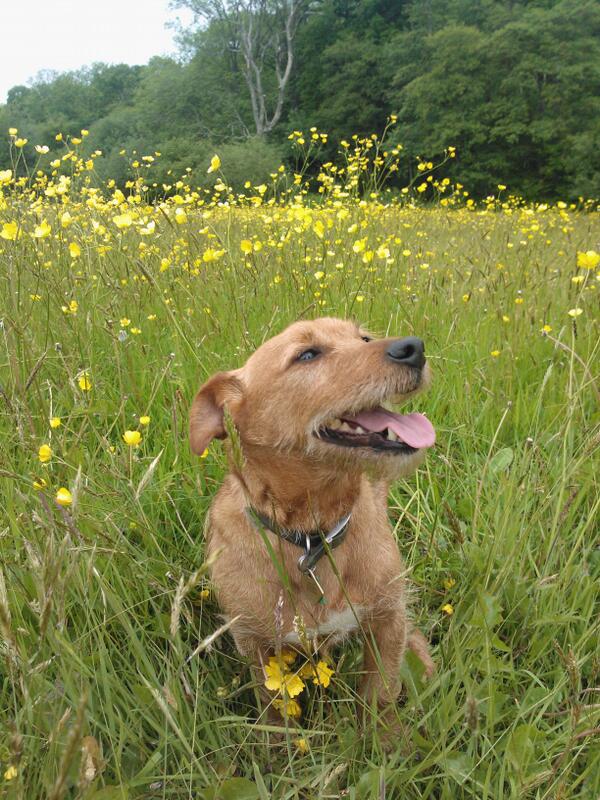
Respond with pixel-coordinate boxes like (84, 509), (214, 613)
(0, 128), (599, 799)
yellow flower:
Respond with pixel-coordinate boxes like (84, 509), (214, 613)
(4, 765), (17, 781)
(240, 239), (253, 255)
(123, 430), (142, 446)
(15, 138), (28, 148)
(120, 318), (131, 327)
(33, 220), (52, 238)
(311, 660), (334, 687)
(62, 300), (78, 315)
(541, 324), (552, 333)
(264, 657), (305, 697)
(442, 603), (454, 615)
(294, 737), (309, 753)
(139, 415), (150, 426)
(202, 248), (224, 262)
(502, 315), (510, 323)
(38, 444), (52, 463)
(1, 221), (20, 240)
(33, 477), (48, 490)
(69, 242), (81, 258)
(8, 127), (18, 135)
(272, 697), (302, 717)
(174, 208), (187, 224)
(200, 588), (210, 599)
(490, 350), (501, 357)
(207, 154), (221, 173)
(280, 648), (297, 665)
(78, 373), (92, 391)
(497, 184), (506, 191)
(313, 270), (325, 280)
(313, 219), (325, 239)
(443, 577), (456, 590)
(50, 417), (61, 429)
(56, 487), (72, 506)
(567, 308), (583, 317)
(112, 212), (133, 229)
(356, 295), (364, 303)
(200, 448), (209, 458)
(576, 250), (600, 270)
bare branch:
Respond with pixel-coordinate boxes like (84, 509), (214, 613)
(174, 0), (311, 135)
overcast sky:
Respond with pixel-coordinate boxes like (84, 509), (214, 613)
(0, 0), (194, 102)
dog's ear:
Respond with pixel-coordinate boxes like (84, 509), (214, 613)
(189, 371), (243, 455)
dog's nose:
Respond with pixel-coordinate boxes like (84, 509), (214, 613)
(386, 337), (426, 369)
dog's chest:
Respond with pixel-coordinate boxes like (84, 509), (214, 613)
(284, 606), (363, 646)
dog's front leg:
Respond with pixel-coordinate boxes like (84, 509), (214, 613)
(358, 607), (407, 708)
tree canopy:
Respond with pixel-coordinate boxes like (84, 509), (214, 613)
(1, 0), (598, 199)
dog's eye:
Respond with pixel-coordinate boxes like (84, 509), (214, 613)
(297, 348), (321, 362)
(362, 336), (372, 343)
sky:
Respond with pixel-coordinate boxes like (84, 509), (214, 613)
(0, 0), (194, 102)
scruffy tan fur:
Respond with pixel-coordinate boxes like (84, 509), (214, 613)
(190, 317), (434, 720)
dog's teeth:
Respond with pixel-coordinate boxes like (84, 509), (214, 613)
(387, 429), (398, 442)
(339, 422), (353, 433)
(328, 419), (341, 430)
(354, 425), (366, 434)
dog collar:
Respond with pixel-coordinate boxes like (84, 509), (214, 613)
(246, 507), (352, 575)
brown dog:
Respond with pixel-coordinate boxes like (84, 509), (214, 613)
(190, 317), (435, 719)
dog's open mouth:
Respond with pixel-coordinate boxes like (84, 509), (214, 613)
(316, 406), (436, 454)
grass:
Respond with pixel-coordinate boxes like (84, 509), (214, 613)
(0, 140), (599, 798)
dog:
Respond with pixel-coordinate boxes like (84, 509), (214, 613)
(190, 317), (435, 721)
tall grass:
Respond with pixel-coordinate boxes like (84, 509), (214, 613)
(0, 134), (599, 798)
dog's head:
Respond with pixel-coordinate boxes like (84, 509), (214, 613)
(190, 317), (434, 478)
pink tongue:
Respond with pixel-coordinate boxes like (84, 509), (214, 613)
(346, 407), (436, 449)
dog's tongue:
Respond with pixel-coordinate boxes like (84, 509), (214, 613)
(345, 407), (436, 449)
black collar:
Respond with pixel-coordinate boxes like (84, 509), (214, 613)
(246, 507), (352, 574)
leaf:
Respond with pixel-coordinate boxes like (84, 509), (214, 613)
(356, 767), (386, 798)
(201, 777), (260, 800)
(506, 724), (538, 771)
(443, 752), (474, 785)
(490, 633), (512, 653)
(252, 762), (270, 800)
(470, 590), (502, 629)
(488, 447), (514, 474)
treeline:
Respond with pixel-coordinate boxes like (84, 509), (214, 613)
(1, 0), (599, 199)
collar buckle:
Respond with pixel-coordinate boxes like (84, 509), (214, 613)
(247, 508), (352, 573)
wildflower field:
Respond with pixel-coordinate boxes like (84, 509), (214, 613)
(0, 129), (599, 799)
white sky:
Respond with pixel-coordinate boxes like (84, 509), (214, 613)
(0, 0), (194, 102)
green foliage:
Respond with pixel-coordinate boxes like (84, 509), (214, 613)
(389, 0), (600, 198)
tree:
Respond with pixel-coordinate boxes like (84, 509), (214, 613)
(172, 0), (311, 135)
